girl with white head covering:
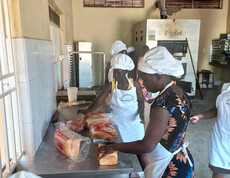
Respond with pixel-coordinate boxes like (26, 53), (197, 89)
(79, 53), (146, 170)
(110, 40), (135, 56)
(99, 46), (195, 178)
(110, 40), (127, 56)
(108, 40), (135, 82)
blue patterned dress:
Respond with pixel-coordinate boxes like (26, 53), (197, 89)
(151, 91), (195, 178)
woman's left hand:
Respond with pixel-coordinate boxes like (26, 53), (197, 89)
(139, 113), (145, 124)
(98, 144), (116, 159)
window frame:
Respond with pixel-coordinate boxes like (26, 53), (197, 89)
(83, 0), (144, 8)
(165, 0), (223, 9)
(0, 0), (23, 177)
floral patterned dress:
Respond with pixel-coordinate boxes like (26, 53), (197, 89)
(151, 91), (195, 178)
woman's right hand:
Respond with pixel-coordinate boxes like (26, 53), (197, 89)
(98, 144), (116, 159)
(189, 115), (200, 124)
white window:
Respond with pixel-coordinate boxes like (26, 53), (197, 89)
(165, 0), (222, 9)
(84, 0), (144, 8)
(0, 0), (23, 177)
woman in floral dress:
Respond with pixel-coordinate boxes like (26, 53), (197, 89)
(153, 92), (194, 177)
(98, 46), (195, 178)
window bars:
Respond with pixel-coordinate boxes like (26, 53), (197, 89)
(0, 0), (23, 177)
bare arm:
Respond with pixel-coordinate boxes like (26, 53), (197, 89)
(134, 80), (145, 123)
(190, 107), (217, 124)
(98, 106), (169, 155)
(79, 83), (112, 114)
(190, 84), (223, 124)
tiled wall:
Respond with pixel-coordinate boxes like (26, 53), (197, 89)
(13, 38), (56, 161)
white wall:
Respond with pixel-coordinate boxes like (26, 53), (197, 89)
(13, 38), (56, 161)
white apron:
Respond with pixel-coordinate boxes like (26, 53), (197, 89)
(145, 142), (192, 178)
(111, 77), (145, 142)
(209, 83), (230, 170)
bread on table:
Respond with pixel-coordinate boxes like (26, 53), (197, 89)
(54, 124), (81, 157)
(89, 122), (117, 141)
(62, 138), (81, 157)
(84, 112), (109, 129)
(66, 118), (86, 133)
(98, 144), (118, 166)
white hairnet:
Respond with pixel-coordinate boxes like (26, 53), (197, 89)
(110, 40), (127, 56)
(111, 53), (134, 71)
(9, 171), (41, 178)
(127, 46), (135, 53)
(221, 82), (230, 93)
(138, 46), (184, 77)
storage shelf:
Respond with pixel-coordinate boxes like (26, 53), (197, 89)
(209, 62), (230, 69)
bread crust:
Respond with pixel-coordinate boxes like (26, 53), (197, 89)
(98, 144), (118, 166)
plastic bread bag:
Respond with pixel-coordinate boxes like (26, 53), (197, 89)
(54, 112), (85, 127)
(54, 123), (91, 162)
(89, 122), (117, 141)
(102, 112), (120, 125)
(83, 111), (105, 119)
(64, 115), (86, 133)
(84, 111), (110, 129)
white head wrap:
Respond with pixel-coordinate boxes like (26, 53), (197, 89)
(138, 46), (184, 77)
(111, 53), (134, 71)
(127, 46), (135, 53)
(221, 82), (230, 93)
(110, 40), (127, 56)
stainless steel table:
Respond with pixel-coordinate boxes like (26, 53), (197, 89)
(29, 107), (142, 178)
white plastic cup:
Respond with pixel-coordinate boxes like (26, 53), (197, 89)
(67, 87), (78, 102)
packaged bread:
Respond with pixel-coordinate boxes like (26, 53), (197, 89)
(90, 123), (117, 141)
(84, 111), (105, 119)
(98, 144), (118, 166)
(84, 111), (109, 129)
(65, 117), (86, 133)
(54, 123), (91, 162)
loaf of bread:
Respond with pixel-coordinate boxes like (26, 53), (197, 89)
(62, 138), (81, 157)
(66, 118), (86, 133)
(54, 125), (81, 157)
(85, 115), (109, 129)
(98, 144), (118, 166)
(89, 123), (117, 141)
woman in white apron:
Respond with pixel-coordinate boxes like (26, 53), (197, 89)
(111, 74), (145, 142)
(191, 83), (230, 178)
(79, 53), (146, 168)
(98, 46), (195, 178)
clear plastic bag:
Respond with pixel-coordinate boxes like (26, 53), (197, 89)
(54, 123), (91, 162)
(90, 122), (117, 141)
(83, 111), (105, 119)
(83, 111), (120, 125)
(54, 112), (85, 128)
(102, 112), (120, 125)
(64, 115), (86, 132)
(84, 111), (110, 129)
